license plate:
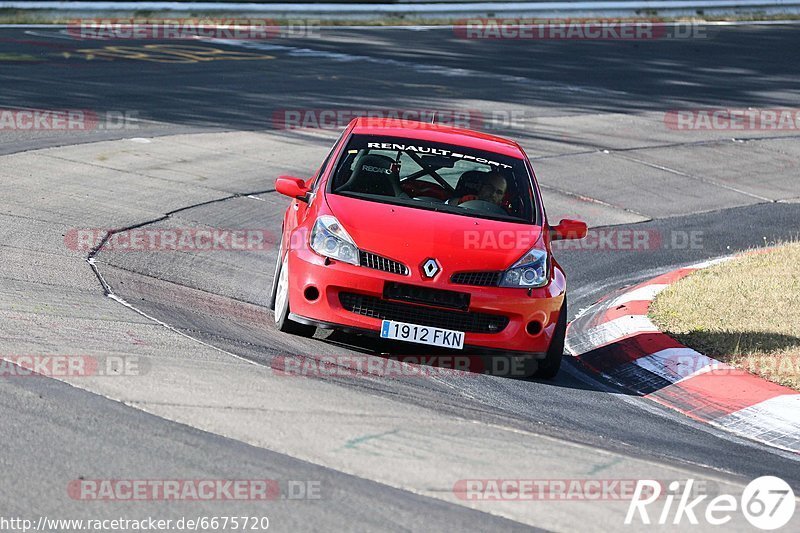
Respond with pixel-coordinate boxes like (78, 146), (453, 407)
(380, 320), (464, 350)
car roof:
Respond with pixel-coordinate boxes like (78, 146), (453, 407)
(349, 117), (526, 159)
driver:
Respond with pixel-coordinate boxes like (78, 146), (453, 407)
(451, 171), (509, 208)
(476, 172), (507, 206)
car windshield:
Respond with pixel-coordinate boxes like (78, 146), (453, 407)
(328, 134), (538, 224)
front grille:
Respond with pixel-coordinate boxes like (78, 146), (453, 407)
(384, 282), (470, 311)
(359, 250), (409, 275)
(450, 271), (503, 287)
(339, 292), (508, 334)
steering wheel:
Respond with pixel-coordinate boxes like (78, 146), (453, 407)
(457, 199), (509, 215)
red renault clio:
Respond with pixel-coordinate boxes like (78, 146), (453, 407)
(271, 118), (586, 378)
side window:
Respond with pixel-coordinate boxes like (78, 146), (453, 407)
(310, 153), (332, 192)
(311, 130), (346, 192)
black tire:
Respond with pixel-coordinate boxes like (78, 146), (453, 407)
(272, 250), (316, 337)
(533, 298), (567, 379)
(269, 245), (282, 311)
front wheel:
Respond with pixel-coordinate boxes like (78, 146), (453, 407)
(533, 298), (567, 380)
(273, 252), (316, 337)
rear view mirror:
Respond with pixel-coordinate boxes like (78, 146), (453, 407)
(550, 219), (588, 240)
(276, 176), (310, 200)
(419, 154), (456, 168)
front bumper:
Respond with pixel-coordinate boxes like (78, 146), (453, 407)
(286, 246), (565, 354)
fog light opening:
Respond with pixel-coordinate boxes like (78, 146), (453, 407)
(304, 286), (320, 302)
(526, 320), (543, 336)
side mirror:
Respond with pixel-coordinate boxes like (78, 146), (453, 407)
(276, 175), (310, 201)
(550, 218), (588, 241)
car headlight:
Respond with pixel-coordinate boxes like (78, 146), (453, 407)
(499, 248), (548, 288)
(310, 215), (359, 265)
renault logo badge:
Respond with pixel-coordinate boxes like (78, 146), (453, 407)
(421, 258), (440, 278)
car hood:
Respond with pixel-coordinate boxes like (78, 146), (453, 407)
(325, 194), (543, 272)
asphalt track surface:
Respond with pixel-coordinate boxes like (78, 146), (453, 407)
(1, 24), (799, 531)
